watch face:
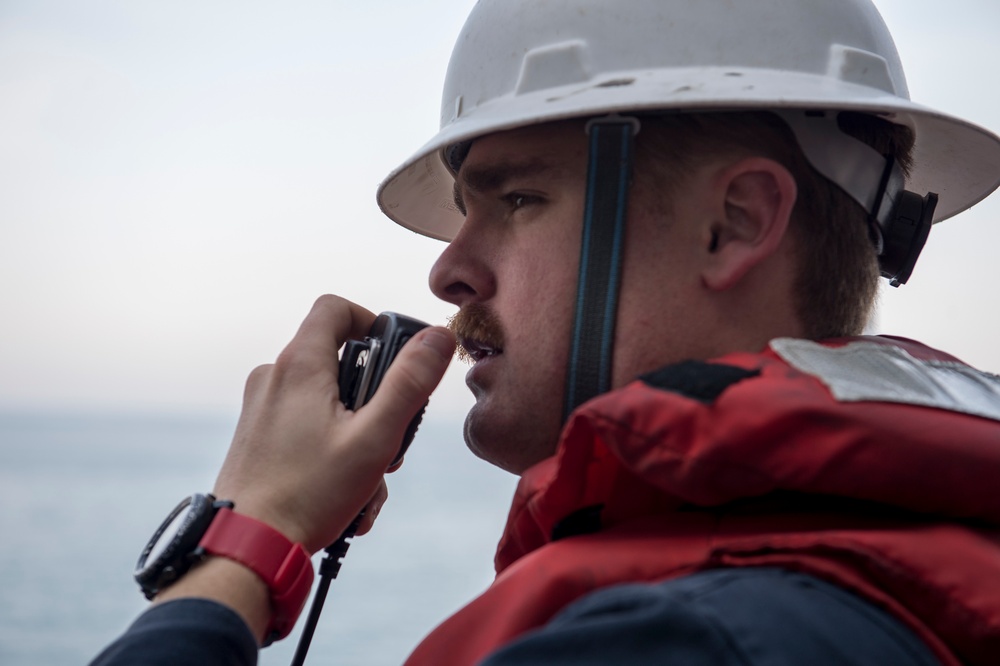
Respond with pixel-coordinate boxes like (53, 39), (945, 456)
(145, 503), (195, 565)
(134, 493), (217, 599)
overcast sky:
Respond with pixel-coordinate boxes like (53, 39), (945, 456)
(1, 0), (998, 417)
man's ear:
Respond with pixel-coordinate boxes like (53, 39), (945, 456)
(702, 157), (797, 291)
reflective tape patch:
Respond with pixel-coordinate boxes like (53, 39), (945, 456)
(770, 338), (1000, 423)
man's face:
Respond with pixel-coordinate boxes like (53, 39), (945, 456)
(429, 121), (714, 474)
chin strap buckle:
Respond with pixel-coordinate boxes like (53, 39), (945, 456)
(868, 156), (938, 286)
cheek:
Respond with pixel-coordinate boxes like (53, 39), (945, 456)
(488, 251), (576, 418)
(505, 248), (577, 333)
(494, 202), (584, 377)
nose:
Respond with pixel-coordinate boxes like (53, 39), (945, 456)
(428, 222), (496, 308)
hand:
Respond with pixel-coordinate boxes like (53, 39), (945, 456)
(212, 295), (455, 553)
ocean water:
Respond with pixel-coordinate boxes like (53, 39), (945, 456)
(0, 410), (517, 666)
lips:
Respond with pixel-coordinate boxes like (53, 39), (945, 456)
(458, 336), (503, 363)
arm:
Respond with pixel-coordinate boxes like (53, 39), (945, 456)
(90, 599), (258, 666)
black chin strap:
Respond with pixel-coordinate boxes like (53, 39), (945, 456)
(562, 117), (638, 422)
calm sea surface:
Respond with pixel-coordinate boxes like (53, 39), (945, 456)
(0, 410), (517, 666)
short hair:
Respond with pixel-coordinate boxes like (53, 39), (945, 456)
(633, 111), (915, 339)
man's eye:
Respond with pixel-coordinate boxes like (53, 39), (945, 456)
(505, 193), (534, 210)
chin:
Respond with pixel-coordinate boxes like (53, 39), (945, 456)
(462, 405), (559, 475)
(463, 412), (516, 474)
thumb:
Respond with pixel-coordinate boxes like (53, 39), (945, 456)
(353, 326), (455, 462)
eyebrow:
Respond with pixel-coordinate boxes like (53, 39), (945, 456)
(452, 158), (555, 215)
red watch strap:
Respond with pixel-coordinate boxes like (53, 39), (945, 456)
(199, 507), (314, 643)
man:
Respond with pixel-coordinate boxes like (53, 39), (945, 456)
(93, 1), (1000, 664)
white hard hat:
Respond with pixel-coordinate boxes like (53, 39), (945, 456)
(377, 0), (1000, 241)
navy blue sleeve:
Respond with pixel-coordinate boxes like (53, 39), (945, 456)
(478, 568), (941, 666)
(89, 598), (258, 666)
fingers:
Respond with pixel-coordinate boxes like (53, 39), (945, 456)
(274, 295), (377, 384)
(355, 480), (389, 536)
(350, 326), (456, 466)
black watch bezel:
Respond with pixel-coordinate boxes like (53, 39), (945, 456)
(134, 493), (233, 600)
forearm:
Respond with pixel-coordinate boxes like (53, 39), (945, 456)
(154, 556), (272, 645)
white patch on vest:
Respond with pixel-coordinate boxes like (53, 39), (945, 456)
(770, 338), (1000, 423)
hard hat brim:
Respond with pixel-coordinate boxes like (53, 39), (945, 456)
(378, 66), (1000, 241)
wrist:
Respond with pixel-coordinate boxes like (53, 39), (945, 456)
(199, 507), (314, 644)
(155, 555), (272, 643)
(135, 494), (315, 646)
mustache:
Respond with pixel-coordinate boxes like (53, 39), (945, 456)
(447, 304), (505, 363)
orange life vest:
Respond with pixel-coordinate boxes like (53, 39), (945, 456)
(406, 337), (1000, 666)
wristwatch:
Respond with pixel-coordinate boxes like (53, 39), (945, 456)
(134, 493), (314, 644)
